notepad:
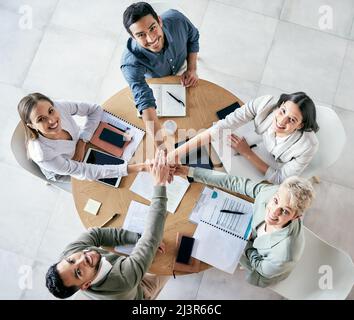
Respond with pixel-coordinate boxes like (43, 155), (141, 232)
(114, 201), (149, 255)
(191, 188), (253, 274)
(138, 84), (186, 117)
(130, 172), (190, 214)
(84, 199), (102, 215)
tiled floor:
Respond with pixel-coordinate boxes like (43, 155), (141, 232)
(0, 0), (353, 300)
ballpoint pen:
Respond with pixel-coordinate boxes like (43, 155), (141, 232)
(166, 91), (185, 107)
(100, 213), (120, 227)
(220, 209), (244, 215)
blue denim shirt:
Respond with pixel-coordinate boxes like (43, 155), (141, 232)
(121, 9), (199, 113)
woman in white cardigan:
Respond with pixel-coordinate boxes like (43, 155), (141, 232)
(17, 93), (148, 182)
(170, 92), (319, 184)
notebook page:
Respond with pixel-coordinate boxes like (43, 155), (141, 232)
(161, 84), (186, 116)
(114, 201), (149, 255)
(150, 84), (163, 116)
(130, 172), (190, 213)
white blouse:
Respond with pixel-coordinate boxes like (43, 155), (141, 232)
(28, 100), (128, 181)
(212, 95), (319, 184)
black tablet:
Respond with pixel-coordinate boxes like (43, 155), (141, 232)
(83, 148), (124, 188)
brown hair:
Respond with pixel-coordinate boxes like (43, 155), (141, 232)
(17, 93), (54, 142)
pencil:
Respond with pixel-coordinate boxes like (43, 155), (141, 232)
(100, 213), (120, 227)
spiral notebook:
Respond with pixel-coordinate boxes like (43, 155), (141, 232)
(99, 110), (145, 161)
(191, 188), (253, 274)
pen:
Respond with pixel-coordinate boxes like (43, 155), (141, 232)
(166, 91), (185, 107)
(234, 143), (257, 156)
(100, 213), (120, 227)
(220, 210), (244, 215)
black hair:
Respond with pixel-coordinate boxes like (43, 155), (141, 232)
(275, 92), (319, 133)
(123, 2), (159, 35)
(45, 263), (79, 299)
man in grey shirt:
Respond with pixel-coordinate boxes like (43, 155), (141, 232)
(121, 2), (199, 147)
(45, 150), (170, 299)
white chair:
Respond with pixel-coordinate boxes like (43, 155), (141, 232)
(302, 105), (346, 178)
(11, 122), (71, 193)
(212, 105), (346, 182)
(269, 227), (354, 300)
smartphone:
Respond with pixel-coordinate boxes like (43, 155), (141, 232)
(99, 128), (125, 148)
(176, 236), (195, 264)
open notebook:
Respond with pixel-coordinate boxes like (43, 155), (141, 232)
(138, 84), (186, 117)
(191, 188), (253, 274)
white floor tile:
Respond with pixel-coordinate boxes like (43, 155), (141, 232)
(23, 25), (116, 102)
(0, 84), (27, 167)
(35, 191), (85, 264)
(197, 267), (283, 299)
(261, 21), (347, 105)
(0, 8), (43, 86)
(319, 107), (354, 189)
(157, 272), (204, 300)
(21, 261), (59, 300)
(0, 248), (34, 299)
(216, 0), (285, 18)
(0, 0), (59, 30)
(199, 1), (278, 82)
(0, 164), (60, 259)
(51, 0), (130, 38)
(334, 41), (354, 112)
(281, 0), (354, 38)
(198, 65), (258, 103)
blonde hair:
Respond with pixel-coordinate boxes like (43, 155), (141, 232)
(280, 176), (315, 215)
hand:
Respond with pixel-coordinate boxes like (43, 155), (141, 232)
(180, 69), (198, 87)
(229, 134), (251, 156)
(72, 139), (86, 161)
(157, 241), (166, 254)
(173, 165), (189, 177)
(149, 150), (170, 186)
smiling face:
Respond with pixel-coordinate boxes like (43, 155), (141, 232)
(56, 249), (101, 290)
(265, 186), (300, 229)
(272, 101), (304, 136)
(129, 14), (164, 52)
(27, 100), (62, 138)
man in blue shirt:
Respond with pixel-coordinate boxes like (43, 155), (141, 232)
(121, 2), (200, 147)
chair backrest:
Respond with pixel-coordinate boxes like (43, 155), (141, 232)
(269, 226), (354, 300)
(11, 122), (71, 192)
(302, 106), (346, 178)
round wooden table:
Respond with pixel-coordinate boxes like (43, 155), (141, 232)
(72, 76), (244, 275)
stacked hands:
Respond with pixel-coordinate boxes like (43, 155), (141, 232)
(145, 150), (189, 186)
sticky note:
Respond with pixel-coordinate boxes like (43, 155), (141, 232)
(84, 199), (102, 215)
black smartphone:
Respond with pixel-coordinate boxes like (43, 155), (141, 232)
(99, 128), (125, 148)
(176, 236), (195, 264)
(216, 101), (241, 120)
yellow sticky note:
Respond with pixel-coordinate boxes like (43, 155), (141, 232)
(84, 199), (102, 215)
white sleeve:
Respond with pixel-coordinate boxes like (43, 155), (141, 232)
(265, 143), (319, 184)
(38, 156), (128, 181)
(213, 96), (269, 131)
(56, 101), (103, 142)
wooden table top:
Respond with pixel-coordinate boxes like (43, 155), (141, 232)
(71, 76), (246, 275)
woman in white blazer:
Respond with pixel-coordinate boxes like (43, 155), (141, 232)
(170, 92), (319, 184)
(17, 93), (148, 182)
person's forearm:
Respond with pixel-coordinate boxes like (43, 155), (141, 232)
(187, 52), (198, 71)
(127, 163), (147, 173)
(142, 107), (164, 147)
(243, 150), (269, 175)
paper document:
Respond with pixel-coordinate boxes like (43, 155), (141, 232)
(189, 187), (213, 224)
(191, 188), (253, 274)
(114, 201), (149, 255)
(138, 84), (186, 117)
(130, 172), (190, 213)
